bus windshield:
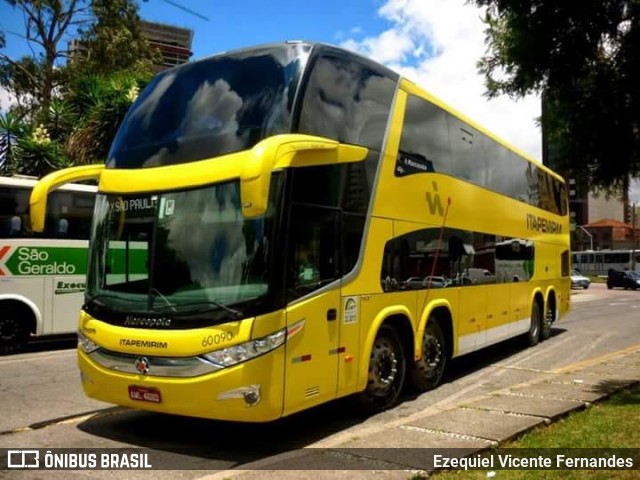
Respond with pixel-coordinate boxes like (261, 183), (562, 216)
(107, 44), (309, 169)
(86, 180), (278, 321)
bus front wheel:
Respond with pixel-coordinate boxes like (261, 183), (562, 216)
(358, 325), (406, 414)
(0, 303), (31, 355)
(409, 320), (447, 392)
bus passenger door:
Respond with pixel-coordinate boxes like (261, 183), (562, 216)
(283, 206), (341, 416)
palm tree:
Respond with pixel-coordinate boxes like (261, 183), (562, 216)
(0, 112), (25, 173)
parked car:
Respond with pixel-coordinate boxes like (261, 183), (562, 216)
(571, 269), (591, 289)
(607, 269), (640, 290)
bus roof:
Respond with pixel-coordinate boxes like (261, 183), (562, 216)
(0, 175), (97, 193)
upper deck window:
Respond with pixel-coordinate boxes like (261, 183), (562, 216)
(399, 94), (568, 216)
(297, 53), (396, 151)
(107, 44), (310, 169)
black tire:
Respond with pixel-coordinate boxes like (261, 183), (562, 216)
(541, 301), (554, 341)
(0, 303), (31, 355)
(526, 301), (541, 347)
(409, 320), (447, 392)
(607, 284), (613, 290)
(583, 285), (588, 290)
(357, 325), (406, 414)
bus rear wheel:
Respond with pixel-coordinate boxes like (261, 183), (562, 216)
(358, 325), (406, 414)
(0, 303), (31, 355)
(409, 320), (447, 392)
(541, 302), (554, 340)
(526, 301), (542, 347)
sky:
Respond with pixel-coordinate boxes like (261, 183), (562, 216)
(1, 0), (639, 202)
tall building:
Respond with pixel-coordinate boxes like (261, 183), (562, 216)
(68, 20), (193, 73)
(139, 20), (193, 72)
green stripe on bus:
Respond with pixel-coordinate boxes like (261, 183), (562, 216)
(2, 245), (147, 276)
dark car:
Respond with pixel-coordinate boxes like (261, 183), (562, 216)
(607, 269), (640, 290)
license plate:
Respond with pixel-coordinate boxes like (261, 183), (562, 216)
(128, 385), (162, 404)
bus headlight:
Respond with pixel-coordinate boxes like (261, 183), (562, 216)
(201, 328), (286, 368)
(77, 331), (100, 354)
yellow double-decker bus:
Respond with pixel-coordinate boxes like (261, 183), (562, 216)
(30, 41), (570, 422)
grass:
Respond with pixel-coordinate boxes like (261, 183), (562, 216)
(587, 275), (606, 284)
(428, 384), (640, 480)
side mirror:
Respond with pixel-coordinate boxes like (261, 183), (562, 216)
(30, 164), (105, 232)
(240, 134), (368, 218)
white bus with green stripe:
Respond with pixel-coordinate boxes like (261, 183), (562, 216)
(0, 176), (96, 354)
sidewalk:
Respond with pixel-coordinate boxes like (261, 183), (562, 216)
(202, 344), (640, 479)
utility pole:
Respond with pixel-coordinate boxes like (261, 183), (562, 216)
(632, 203), (637, 271)
(576, 225), (593, 252)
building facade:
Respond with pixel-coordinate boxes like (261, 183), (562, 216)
(69, 20), (193, 73)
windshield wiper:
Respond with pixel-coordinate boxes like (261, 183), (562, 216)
(151, 288), (177, 312)
(83, 293), (122, 310)
(153, 300), (243, 319)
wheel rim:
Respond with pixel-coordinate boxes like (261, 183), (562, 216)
(368, 338), (399, 395)
(420, 333), (443, 379)
(545, 305), (554, 329)
(0, 318), (19, 342)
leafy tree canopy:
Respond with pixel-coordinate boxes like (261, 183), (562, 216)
(0, 0), (156, 176)
(71, 0), (160, 77)
(472, 0), (640, 192)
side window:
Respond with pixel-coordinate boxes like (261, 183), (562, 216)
(298, 54), (395, 151)
(0, 186), (31, 238)
(380, 227), (503, 292)
(287, 205), (340, 300)
(398, 96), (567, 217)
(397, 95), (450, 176)
(495, 238), (535, 282)
(447, 117), (485, 185)
(46, 191), (94, 239)
(342, 213), (366, 275)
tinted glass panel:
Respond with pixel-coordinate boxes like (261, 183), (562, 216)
(447, 116), (486, 185)
(107, 45), (309, 169)
(381, 227), (535, 291)
(298, 54), (395, 151)
(0, 186), (30, 237)
(397, 97), (449, 176)
(0, 186), (93, 239)
(399, 94), (567, 216)
(86, 178), (282, 325)
(287, 205), (340, 300)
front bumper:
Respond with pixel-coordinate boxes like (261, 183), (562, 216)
(78, 347), (286, 422)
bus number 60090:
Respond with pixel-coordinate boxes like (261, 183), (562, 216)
(201, 331), (234, 347)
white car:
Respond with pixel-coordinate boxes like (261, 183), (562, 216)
(571, 269), (591, 289)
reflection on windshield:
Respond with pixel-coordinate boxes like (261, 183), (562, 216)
(107, 44), (310, 169)
(87, 181), (278, 319)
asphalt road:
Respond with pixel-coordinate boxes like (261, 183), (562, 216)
(1, 282), (639, 478)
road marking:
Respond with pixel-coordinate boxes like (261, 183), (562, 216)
(489, 365), (555, 374)
(554, 343), (640, 373)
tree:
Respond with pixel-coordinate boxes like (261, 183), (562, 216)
(71, 0), (160, 77)
(472, 1), (640, 192)
(0, 0), (90, 118)
(0, 112), (26, 171)
(65, 72), (144, 165)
